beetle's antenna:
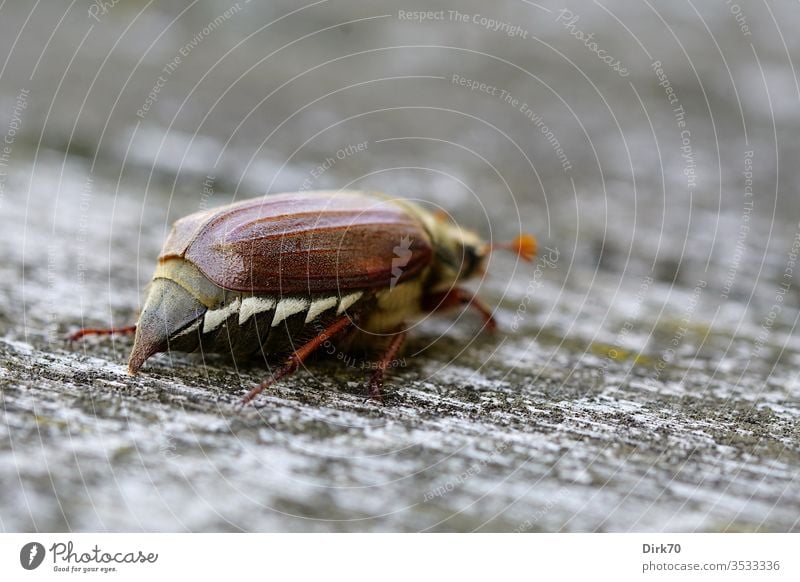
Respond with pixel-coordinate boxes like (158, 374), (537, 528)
(491, 234), (538, 262)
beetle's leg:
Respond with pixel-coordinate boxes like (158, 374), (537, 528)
(68, 325), (137, 344)
(366, 329), (407, 402)
(422, 288), (497, 331)
(242, 314), (353, 407)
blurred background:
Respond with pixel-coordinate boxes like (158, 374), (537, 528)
(0, 0), (798, 532)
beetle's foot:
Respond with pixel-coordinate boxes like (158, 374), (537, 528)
(67, 325), (137, 344)
(481, 312), (499, 333)
(364, 327), (406, 404)
(462, 294), (498, 333)
(366, 372), (385, 403)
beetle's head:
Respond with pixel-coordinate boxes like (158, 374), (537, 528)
(429, 212), (537, 287)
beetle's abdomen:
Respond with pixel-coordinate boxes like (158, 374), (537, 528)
(129, 253), (375, 371)
(180, 290), (370, 360)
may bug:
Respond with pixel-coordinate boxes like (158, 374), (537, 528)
(71, 190), (536, 404)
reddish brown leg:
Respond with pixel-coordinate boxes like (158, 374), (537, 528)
(367, 329), (407, 402)
(241, 315), (353, 407)
(422, 287), (497, 331)
(68, 325), (137, 343)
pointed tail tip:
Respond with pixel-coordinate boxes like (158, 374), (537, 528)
(124, 276), (209, 376)
(127, 343), (150, 376)
(126, 324), (165, 376)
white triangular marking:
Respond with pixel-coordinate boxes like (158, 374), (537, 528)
(336, 291), (363, 315)
(272, 297), (310, 327)
(305, 296), (339, 323)
(239, 296), (276, 325)
(203, 298), (241, 334)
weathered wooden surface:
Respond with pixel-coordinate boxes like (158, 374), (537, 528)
(1, 0), (799, 532)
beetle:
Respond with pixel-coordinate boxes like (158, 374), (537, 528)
(70, 190), (536, 404)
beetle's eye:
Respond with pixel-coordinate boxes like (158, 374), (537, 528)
(463, 245), (481, 278)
